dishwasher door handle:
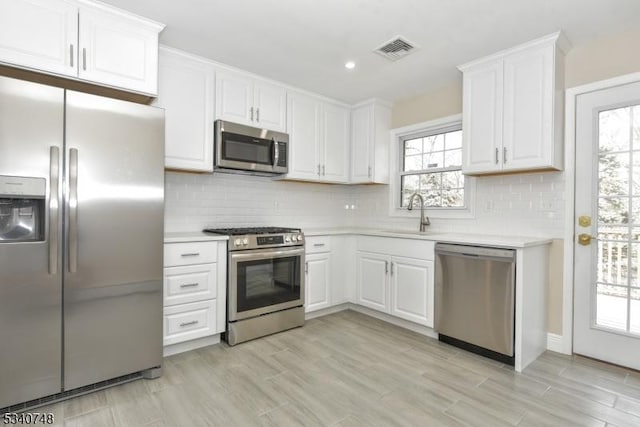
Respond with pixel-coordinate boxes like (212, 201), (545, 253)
(436, 250), (514, 263)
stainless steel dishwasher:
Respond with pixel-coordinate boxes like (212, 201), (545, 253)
(434, 243), (516, 365)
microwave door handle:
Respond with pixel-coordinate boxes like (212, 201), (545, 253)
(273, 138), (279, 167)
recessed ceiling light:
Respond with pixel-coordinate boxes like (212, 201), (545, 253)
(345, 61), (355, 70)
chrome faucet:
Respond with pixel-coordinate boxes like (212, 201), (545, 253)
(407, 193), (430, 232)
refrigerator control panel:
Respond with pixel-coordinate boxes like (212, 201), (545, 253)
(0, 175), (45, 198)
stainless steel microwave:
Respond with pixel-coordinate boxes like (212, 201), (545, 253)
(214, 120), (288, 175)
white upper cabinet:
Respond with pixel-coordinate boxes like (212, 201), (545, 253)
(0, 0), (164, 95)
(459, 32), (568, 175)
(285, 91), (322, 180)
(215, 69), (286, 132)
(77, 3), (162, 95)
(322, 102), (350, 183)
(0, 0), (78, 77)
(283, 90), (350, 183)
(155, 47), (215, 172)
(253, 80), (287, 131)
(350, 100), (391, 184)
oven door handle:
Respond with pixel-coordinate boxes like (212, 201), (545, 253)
(230, 247), (305, 262)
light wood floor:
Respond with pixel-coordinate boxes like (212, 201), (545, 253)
(40, 310), (640, 426)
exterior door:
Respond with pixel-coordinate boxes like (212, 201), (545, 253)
(574, 80), (640, 369)
(0, 76), (64, 408)
(64, 91), (164, 390)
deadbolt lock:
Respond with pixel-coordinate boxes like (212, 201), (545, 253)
(578, 216), (591, 227)
(578, 233), (594, 246)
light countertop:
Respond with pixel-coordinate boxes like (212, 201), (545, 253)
(164, 231), (229, 243)
(302, 227), (552, 248)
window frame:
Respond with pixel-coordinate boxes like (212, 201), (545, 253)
(388, 114), (476, 219)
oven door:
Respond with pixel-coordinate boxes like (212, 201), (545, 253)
(229, 246), (304, 321)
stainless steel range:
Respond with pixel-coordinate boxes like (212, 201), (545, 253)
(203, 227), (305, 345)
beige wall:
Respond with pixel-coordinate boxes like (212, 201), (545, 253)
(565, 27), (640, 89)
(391, 27), (640, 337)
(391, 81), (462, 128)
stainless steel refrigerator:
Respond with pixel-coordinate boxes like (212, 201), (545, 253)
(0, 75), (164, 410)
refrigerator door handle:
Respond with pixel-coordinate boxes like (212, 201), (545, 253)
(69, 148), (79, 273)
(49, 146), (60, 275)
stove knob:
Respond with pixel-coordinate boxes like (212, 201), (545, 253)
(234, 238), (241, 246)
(285, 236), (291, 242)
(243, 238), (249, 245)
(297, 234), (303, 241)
(292, 235), (299, 242)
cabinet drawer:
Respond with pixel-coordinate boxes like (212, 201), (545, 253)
(164, 263), (217, 307)
(164, 242), (218, 267)
(163, 300), (217, 346)
(305, 236), (331, 254)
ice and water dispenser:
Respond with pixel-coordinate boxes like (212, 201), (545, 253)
(0, 175), (46, 242)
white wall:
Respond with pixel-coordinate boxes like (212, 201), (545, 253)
(164, 171), (353, 232)
(351, 171), (565, 238)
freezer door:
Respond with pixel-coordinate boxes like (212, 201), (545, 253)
(63, 91), (164, 390)
(0, 77), (63, 408)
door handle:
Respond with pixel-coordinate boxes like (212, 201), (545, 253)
(317, 164), (321, 176)
(305, 261), (308, 274)
(390, 262), (394, 276)
(82, 48), (87, 71)
(368, 166), (372, 178)
(68, 148), (78, 273)
(503, 147), (507, 164)
(49, 146), (60, 275)
(69, 44), (74, 68)
(495, 148), (499, 164)
(322, 165), (325, 176)
(578, 234), (595, 246)
(385, 261), (388, 274)
(250, 107), (254, 121)
(256, 108), (260, 122)
(273, 139), (279, 167)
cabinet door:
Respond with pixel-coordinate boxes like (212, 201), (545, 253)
(356, 252), (389, 312)
(390, 257), (433, 327)
(215, 70), (253, 126)
(321, 103), (350, 183)
(156, 49), (214, 172)
(305, 253), (331, 313)
(350, 105), (373, 183)
(503, 44), (554, 171)
(78, 6), (160, 95)
(285, 91), (321, 180)
(253, 79), (286, 132)
(0, 0), (78, 77)
(461, 61), (503, 174)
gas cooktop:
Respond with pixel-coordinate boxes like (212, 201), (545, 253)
(203, 227), (301, 236)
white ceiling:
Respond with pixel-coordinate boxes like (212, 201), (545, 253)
(102, 0), (640, 104)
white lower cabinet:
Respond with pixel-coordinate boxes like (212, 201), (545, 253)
(389, 256), (433, 327)
(305, 253), (331, 312)
(356, 236), (435, 327)
(163, 239), (226, 351)
(304, 236), (331, 313)
(163, 300), (217, 346)
(356, 252), (389, 312)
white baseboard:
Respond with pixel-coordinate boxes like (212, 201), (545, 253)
(163, 334), (220, 357)
(546, 333), (566, 354)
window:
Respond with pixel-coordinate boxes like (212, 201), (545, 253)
(399, 126), (464, 208)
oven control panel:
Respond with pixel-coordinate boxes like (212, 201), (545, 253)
(231, 233), (304, 250)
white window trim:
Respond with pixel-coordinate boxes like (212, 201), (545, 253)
(388, 114), (476, 219)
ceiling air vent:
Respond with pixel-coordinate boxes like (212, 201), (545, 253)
(374, 35), (419, 61)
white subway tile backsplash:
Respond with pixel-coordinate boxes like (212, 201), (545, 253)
(165, 168), (566, 237)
